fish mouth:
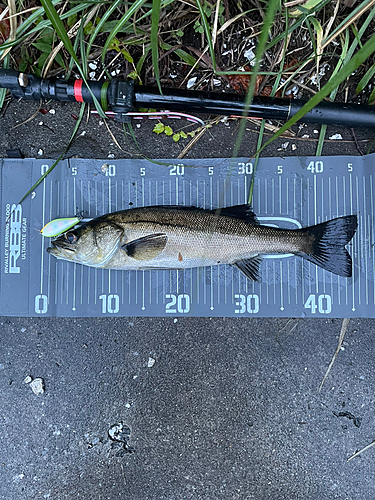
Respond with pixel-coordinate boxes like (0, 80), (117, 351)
(47, 239), (76, 254)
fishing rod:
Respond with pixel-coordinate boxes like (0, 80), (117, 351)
(1, 68), (375, 128)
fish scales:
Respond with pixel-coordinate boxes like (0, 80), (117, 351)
(101, 207), (304, 266)
(47, 205), (358, 279)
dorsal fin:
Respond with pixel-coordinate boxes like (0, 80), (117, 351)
(214, 205), (258, 224)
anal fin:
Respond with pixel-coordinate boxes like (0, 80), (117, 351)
(234, 256), (262, 281)
(122, 233), (167, 260)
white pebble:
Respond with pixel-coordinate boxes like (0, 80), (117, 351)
(108, 153), (115, 159)
(147, 357), (156, 368)
(301, 134), (309, 139)
(89, 62), (97, 70)
(30, 378), (44, 395)
(38, 149), (43, 155)
(329, 133), (343, 140)
(49, 109), (56, 115)
(24, 376), (32, 384)
(244, 48), (256, 65)
(187, 77), (197, 89)
(292, 144), (297, 151)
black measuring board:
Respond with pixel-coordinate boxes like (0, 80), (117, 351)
(0, 154), (373, 317)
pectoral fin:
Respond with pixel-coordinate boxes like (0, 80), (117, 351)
(234, 256), (262, 281)
(122, 233), (167, 260)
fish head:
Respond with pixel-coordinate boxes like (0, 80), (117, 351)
(47, 220), (124, 266)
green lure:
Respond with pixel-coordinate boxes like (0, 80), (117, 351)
(41, 217), (80, 237)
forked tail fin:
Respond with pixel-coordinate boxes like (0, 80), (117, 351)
(300, 215), (358, 277)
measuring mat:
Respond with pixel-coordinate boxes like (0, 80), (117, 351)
(1, 155), (374, 317)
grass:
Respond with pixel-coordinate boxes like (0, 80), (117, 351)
(1, 0), (375, 200)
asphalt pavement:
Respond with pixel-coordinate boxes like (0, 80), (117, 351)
(1, 99), (375, 500)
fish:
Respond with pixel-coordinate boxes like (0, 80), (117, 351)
(46, 205), (358, 280)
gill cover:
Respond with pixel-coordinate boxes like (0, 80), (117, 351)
(47, 221), (123, 266)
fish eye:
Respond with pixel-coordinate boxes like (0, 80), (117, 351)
(65, 232), (77, 244)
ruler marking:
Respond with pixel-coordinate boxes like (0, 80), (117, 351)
(335, 176), (341, 305)
(286, 176), (289, 214)
(40, 177), (46, 295)
(60, 263), (63, 305)
(314, 175), (317, 224)
(321, 176), (326, 294)
(66, 262), (69, 305)
(66, 179), (69, 215)
(356, 176), (361, 306)
(142, 270), (145, 310)
(370, 175), (375, 305)
(210, 176), (214, 307)
(349, 174), (355, 311)
(265, 178), (268, 214)
(72, 263), (76, 311)
(328, 177), (333, 304)
(88, 266), (90, 306)
(70, 177), (77, 311)
(47, 180), (53, 306)
(129, 270), (131, 305)
(273, 260), (276, 304)
(55, 263), (58, 305)
(280, 261), (284, 311)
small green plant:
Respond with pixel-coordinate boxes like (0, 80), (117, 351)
(153, 123), (193, 141)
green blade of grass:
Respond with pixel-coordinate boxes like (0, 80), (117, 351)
(102, 0), (148, 66)
(86, 0), (123, 58)
(195, 0), (216, 71)
(265, 0), (331, 52)
(0, 2), (111, 56)
(40, 0), (79, 65)
(322, 0), (375, 48)
(0, 54), (10, 109)
(258, 32), (375, 156)
(136, 45), (151, 75)
(151, 0), (162, 94)
(40, 0), (106, 119)
(316, 4), (374, 154)
(356, 62), (375, 94)
(315, 29), (349, 156)
(160, 41), (197, 66)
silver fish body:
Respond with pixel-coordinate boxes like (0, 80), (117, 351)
(47, 205), (358, 280)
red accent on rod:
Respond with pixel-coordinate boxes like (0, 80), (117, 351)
(73, 80), (84, 102)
